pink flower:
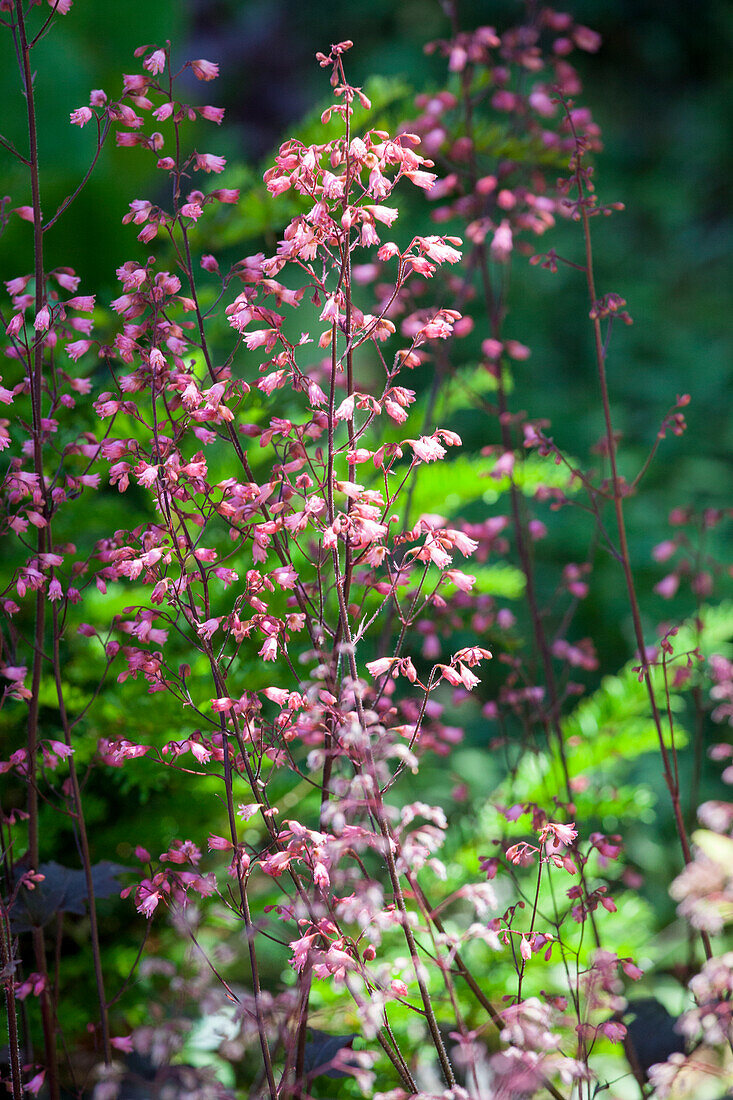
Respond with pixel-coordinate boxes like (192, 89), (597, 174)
(116, 132), (144, 148)
(409, 435), (447, 463)
(366, 657), (396, 677)
(135, 880), (162, 918)
(444, 569), (475, 592)
(334, 394), (355, 420)
(135, 463), (159, 488)
(491, 451), (515, 480)
(449, 45), (467, 72)
(111, 1036), (134, 1054)
(492, 90), (517, 112)
(529, 90), (556, 118)
(403, 169), (437, 190)
(390, 979), (408, 997)
(290, 932), (317, 973)
(504, 804), (525, 823)
(654, 573), (679, 600)
(313, 860), (330, 889)
(208, 834), (233, 851)
(33, 306), (50, 332)
(13, 207), (36, 223)
(15, 973), (45, 1001)
(457, 663), (480, 689)
(652, 539), (677, 562)
(123, 198), (152, 225)
(266, 174), (291, 196)
(378, 242), (400, 261)
(600, 1020), (626, 1044)
(319, 293), (341, 323)
(199, 105), (225, 124)
(122, 74), (150, 95)
(66, 295), (95, 311)
(419, 312), (460, 339)
(66, 340), (91, 361)
(24, 1072), (45, 1096)
(189, 741), (211, 763)
(191, 59), (219, 81)
(161, 839), (201, 865)
(621, 958), (644, 980)
(540, 822), (577, 848)
(259, 636), (278, 661)
(148, 347), (166, 370)
(422, 235), (462, 264)
(237, 803), (262, 821)
(363, 204), (399, 226)
(692, 571), (713, 597)
(573, 25), (602, 52)
(153, 102), (173, 122)
(490, 219), (513, 262)
(195, 153), (226, 173)
(5, 275), (31, 295)
(272, 565), (298, 589)
(260, 850), (293, 877)
(143, 49), (166, 74)
(70, 106), (92, 127)
(504, 339), (530, 360)
(506, 841), (537, 866)
(244, 328), (277, 351)
(210, 188), (239, 203)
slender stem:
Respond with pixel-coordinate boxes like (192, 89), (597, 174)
(15, 0), (45, 876)
(568, 118), (712, 962)
(216, 683), (277, 1099)
(375, 1026), (417, 1093)
(328, 553), (456, 1086)
(51, 603), (111, 1063)
(31, 928), (58, 1100)
(454, 18), (602, 956)
(42, 115), (112, 232)
(1, 907), (23, 1100)
(517, 856), (544, 1002)
(287, 968), (311, 1100)
(15, 4), (61, 1095)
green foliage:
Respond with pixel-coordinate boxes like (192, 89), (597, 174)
(477, 603), (733, 829)
(405, 451), (575, 521)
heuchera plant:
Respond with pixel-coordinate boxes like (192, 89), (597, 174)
(1, 2), (731, 1099)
